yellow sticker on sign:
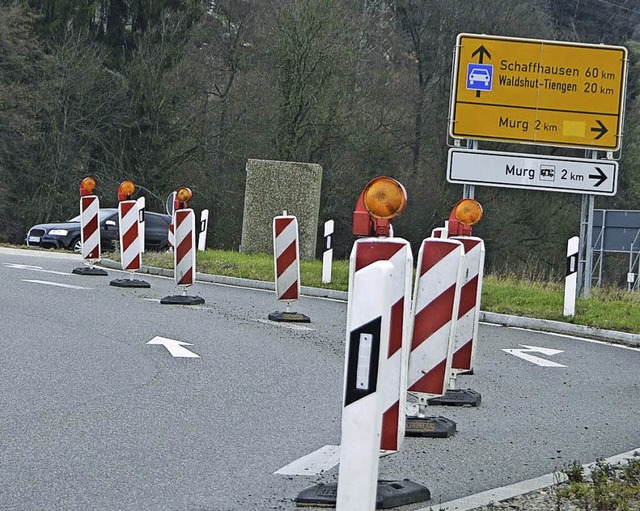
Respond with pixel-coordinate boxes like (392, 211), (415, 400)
(450, 34), (628, 150)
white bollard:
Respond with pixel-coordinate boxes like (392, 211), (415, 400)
(80, 195), (101, 261)
(450, 236), (485, 374)
(273, 212), (300, 302)
(174, 208), (196, 287)
(109, 198), (149, 288)
(407, 238), (464, 402)
(322, 220), (334, 284)
(137, 196), (145, 253)
(351, 237), (412, 453)
(119, 200), (142, 272)
(198, 209), (209, 252)
(160, 207), (204, 305)
(72, 192), (109, 276)
(336, 260), (393, 511)
(564, 236), (579, 316)
(428, 236), (485, 407)
(269, 212), (309, 322)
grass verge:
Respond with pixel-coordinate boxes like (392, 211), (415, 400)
(558, 456), (640, 510)
(139, 249), (640, 336)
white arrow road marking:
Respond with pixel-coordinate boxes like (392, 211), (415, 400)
(6, 263), (69, 275)
(274, 445), (340, 475)
(23, 279), (91, 290)
(146, 336), (200, 358)
(502, 344), (566, 367)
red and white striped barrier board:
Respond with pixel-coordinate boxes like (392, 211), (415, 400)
(352, 237), (412, 453)
(174, 209), (196, 287)
(80, 195), (100, 261)
(431, 226), (447, 239)
(118, 200), (142, 271)
(168, 221), (175, 250)
(273, 214), (300, 302)
(407, 238), (464, 400)
(337, 260), (393, 511)
(450, 236), (485, 373)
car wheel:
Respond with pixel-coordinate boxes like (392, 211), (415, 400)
(71, 237), (82, 253)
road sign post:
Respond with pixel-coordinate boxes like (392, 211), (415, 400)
(450, 33), (628, 150)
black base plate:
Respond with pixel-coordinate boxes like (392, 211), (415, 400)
(72, 267), (108, 276)
(405, 415), (457, 438)
(268, 311), (310, 323)
(427, 389), (481, 407)
(160, 295), (205, 305)
(109, 278), (150, 288)
(295, 479), (430, 509)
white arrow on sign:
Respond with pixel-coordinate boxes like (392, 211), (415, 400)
(502, 344), (566, 367)
(147, 336), (200, 358)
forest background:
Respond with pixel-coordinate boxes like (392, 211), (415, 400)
(2, 0), (640, 283)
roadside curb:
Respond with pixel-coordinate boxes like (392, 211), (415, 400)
(98, 258), (640, 347)
(480, 311), (640, 347)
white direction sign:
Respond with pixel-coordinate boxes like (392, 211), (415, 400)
(447, 148), (618, 195)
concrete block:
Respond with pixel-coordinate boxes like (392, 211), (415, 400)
(241, 159), (322, 259)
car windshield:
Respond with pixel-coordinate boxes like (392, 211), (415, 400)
(67, 210), (117, 222)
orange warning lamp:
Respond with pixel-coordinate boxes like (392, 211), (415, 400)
(80, 177), (96, 197)
(118, 180), (136, 201)
(448, 198), (483, 236)
(174, 187), (192, 210)
(353, 176), (407, 237)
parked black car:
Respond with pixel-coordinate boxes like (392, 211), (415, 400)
(25, 208), (171, 252)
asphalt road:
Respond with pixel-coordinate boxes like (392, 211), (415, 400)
(0, 248), (638, 511)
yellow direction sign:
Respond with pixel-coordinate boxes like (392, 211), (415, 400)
(450, 34), (628, 150)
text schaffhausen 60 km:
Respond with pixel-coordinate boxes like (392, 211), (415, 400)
(450, 34), (628, 150)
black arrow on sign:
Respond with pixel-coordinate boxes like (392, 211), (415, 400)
(471, 45), (491, 98)
(591, 120), (608, 140)
(471, 45), (491, 63)
(589, 167), (607, 187)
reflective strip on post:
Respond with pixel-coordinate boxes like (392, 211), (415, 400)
(407, 238), (464, 400)
(174, 209), (196, 287)
(273, 214), (300, 302)
(119, 200), (142, 271)
(337, 259), (393, 511)
(450, 236), (485, 373)
(80, 195), (101, 261)
(352, 237), (412, 453)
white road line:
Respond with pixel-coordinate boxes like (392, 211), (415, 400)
(23, 279), (91, 290)
(274, 445), (340, 476)
(415, 447), (640, 511)
(254, 318), (315, 331)
(5, 263), (69, 275)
